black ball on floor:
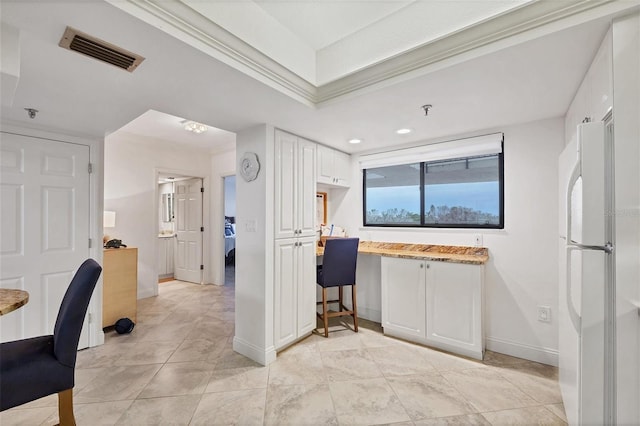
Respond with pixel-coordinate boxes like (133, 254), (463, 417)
(115, 317), (135, 334)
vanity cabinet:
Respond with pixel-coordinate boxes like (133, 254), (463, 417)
(158, 236), (174, 277)
(381, 257), (484, 359)
(317, 144), (350, 187)
(274, 129), (317, 239)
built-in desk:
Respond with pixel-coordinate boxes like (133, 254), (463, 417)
(316, 240), (488, 265)
(316, 240), (489, 359)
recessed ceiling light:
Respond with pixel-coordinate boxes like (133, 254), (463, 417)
(348, 138), (362, 144)
(396, 128), (412, 135)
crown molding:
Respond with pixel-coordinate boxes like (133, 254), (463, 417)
(108, 0), (318, 105)
(109, 0), (637, 107)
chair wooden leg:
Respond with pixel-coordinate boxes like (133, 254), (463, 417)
(351, 285), (359, 332)
(338, 286), (343, 312)
(57, 388), (76, 426)
(322, 287), (329, 338)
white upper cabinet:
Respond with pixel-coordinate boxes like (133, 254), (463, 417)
(274, 130), (317, 239)
(317, 144), (351, 188)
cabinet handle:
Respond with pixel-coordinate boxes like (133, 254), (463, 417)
(420, 264), (423, 268)
(426, 264), (430, 269)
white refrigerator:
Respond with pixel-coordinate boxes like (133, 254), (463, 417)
(558, 121), (615, 425)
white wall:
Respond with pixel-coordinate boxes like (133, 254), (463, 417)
(233, 124), (277, 365)
(104, 133), (213, 298)
(612, 12), (640, 425)
(211, 150), (236, 286)
(331, 117), (564, 365)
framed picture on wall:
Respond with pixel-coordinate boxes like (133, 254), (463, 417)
(316, 192), (327, 226)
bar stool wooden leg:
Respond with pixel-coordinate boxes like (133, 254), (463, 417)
(322, 287), (329, 338)
(338, 286), (343, 312)
(57, 388), (76, 426)
(351, 285), (359, 332)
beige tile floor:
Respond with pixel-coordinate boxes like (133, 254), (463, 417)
(2, 280), (567, 425)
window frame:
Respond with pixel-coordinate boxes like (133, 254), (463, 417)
(362, 150), (504, 229)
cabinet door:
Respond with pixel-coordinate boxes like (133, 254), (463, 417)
(381, 257), (426, 340)
(274, 239), (297, 349)
(316, 144), (334, 185)
(158, 238), (167, 275)
(275, 130), (297, 239)
(333, 150), (351, 187)
(166, 237), (174, 274)
(297, 237), (317, 336)
(425, 262), (483, 358)
(298, 138), (317, 237)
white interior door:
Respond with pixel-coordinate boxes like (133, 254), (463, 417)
(174, 178), (203, 283)
(1, 133), (90, 347)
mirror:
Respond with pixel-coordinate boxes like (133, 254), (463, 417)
(162, 193), (174, 222)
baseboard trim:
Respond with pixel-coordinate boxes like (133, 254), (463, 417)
(358, 307), (381, 323)
(486, 336), (558, 366)
(232, 336), (276, 366)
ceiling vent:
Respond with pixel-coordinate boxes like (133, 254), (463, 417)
(59, 26), (145, 72)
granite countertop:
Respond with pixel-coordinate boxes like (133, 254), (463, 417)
(316, 240), (489, 265)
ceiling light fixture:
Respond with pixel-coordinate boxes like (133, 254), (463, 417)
(396, 128), (412, 135)
(182, 120), (208, 134)
(348, 138), (362, 144)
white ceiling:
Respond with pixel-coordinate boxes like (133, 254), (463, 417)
(253, 0), (415, 50)
(0, 1), (628, 155)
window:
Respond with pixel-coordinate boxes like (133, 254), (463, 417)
(364, 153), (503, 228)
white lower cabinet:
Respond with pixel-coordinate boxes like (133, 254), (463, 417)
(381, 257), (484, 360)
(381, 257), (426, 340)
(274, 237), (316, 350)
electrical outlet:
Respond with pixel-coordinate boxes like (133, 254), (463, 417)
(474, 234), (483, 247)
(537, 306), (551, 322)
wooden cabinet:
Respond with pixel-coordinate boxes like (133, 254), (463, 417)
(274, 129), (317, 239)
(317, 144), (351, 187)
(158, 237), (174, 278)
(274, 236), (316, 350)
(381, 256), (484, 359)
(102, 248), (138, 328)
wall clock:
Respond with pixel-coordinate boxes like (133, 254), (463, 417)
(240, 152), (260, 182)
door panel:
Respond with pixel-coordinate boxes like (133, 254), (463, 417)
(174, 178), (203, 283)
(0, 133), (90, 347)
(297, 237), (316, 336)
(274, 239), (297, 349)
(425, 262), (482, 349)
(381, 257), (426, 339)
(274, 130), (297, 239)
(298, 139), (316, 237)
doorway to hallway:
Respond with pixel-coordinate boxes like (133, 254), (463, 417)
(223, 175), (236, 287)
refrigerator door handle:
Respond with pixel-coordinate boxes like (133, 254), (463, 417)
(565, 161), (581, 245)
(565, 246), (582, 334)
(568, 241), (614, 254)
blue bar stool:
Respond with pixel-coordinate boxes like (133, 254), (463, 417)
(316, 238), (359, 337)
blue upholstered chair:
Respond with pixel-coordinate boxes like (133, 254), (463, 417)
(0, 259), (102, 425)
(317, 238), (359, 337)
